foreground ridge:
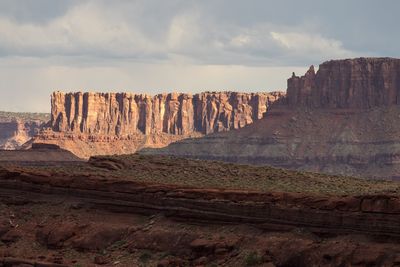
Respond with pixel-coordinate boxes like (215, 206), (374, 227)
(1, 154), (400, 266)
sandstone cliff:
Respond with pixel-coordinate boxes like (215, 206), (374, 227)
(51, 91), (283, 135)
(35, 91), (283, 158)
(143, 58), (400, 179)
(287, 57), (400, 108)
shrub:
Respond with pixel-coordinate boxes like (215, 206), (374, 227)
(139, 250), (152, 263)
(244, 251), (263, 266)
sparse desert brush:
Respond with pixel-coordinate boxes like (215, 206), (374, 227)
(244, 251), (263, 266)
(9, 153), (400, 196)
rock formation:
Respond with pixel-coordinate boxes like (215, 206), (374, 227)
(0, 112), (49, 150)
(287, 57), (400, 108)
(142, 58), (400, 179)
(50, 91), (283, 135)
(35, 91), (283, 158)
(3, 155), (400, 266)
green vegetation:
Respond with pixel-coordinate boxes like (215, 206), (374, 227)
(243, 251), (263, 266)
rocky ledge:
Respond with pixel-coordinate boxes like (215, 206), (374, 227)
(2, 165), (400, 266)
(1, 161), (400, 238)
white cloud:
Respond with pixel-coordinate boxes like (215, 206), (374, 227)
(1, 0), (385, 112)
(167, 13), (199, 50)
(270, 31), (354, 58)
(230, 34), (252, 47)
(0, 1), (167, 58)
(0, 1), (357, 65)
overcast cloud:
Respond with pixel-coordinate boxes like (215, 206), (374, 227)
(0, 0), (398, 112)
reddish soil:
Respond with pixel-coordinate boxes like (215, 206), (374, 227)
(2, 154), (400, 266)
(2, 193), (400, 267)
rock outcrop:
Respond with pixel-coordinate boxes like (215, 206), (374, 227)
(0, 112), (49, 150)
(287, 57), (400, 108)
(50, 91), (283, 135)
(3, 161), (400, 239)
(35, 91), (283, 158)
(3, 155), (400, 266)
(143, 58), (400, 179)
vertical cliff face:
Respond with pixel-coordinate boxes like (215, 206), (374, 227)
(51, 91), (284, 136)
(142, 58), (400, 179)
(287, 58), (400, 108)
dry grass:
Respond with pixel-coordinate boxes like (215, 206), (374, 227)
(10, 153), (400, 196)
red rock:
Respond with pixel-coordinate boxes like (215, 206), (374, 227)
(189, 237), (238, 256)
(94, 255), (109, 265)
(351, 247), (383, 265)
(1, 229), (22, 243)
(148, 58), (400, 179)
(36, 91), (284, 158)
(0, 223), (10, 238)
(71, 225), (127, 251)
(193, 256), (209, 265)
(129, 229), (196, 255)
(36, 222), (80, 248)
(287, 58), (400, 109)
(50, 91), (283, 136)
(157, 256), (187, 267)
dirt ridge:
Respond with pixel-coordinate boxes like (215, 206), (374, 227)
(2, 167), (400, 238)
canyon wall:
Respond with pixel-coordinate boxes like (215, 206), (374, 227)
(143, 58), (400, 179)
(287, 57), (400, 108)
(0, 112), (49, 150)
(41, 57), (400, 166)
(51, 91), (283, 136)
(36, 91), (283, 158)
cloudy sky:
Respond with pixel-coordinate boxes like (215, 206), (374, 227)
(0, 0), (398, 112)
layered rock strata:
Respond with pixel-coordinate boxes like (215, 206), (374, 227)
(1, 165), (400, 238)
(287, 57), (400, 108)
(51, 91), (283, 135)
(143, 58), (400, 179)
(3, 159), (400, 266)
(35, 91), (283, 158)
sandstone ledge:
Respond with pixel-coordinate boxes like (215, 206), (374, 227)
(1, 166), (400, 238)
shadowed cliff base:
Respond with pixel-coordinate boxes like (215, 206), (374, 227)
(0, 143), (83, 166)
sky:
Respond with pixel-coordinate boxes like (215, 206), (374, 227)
(0, 0), (399, 112)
